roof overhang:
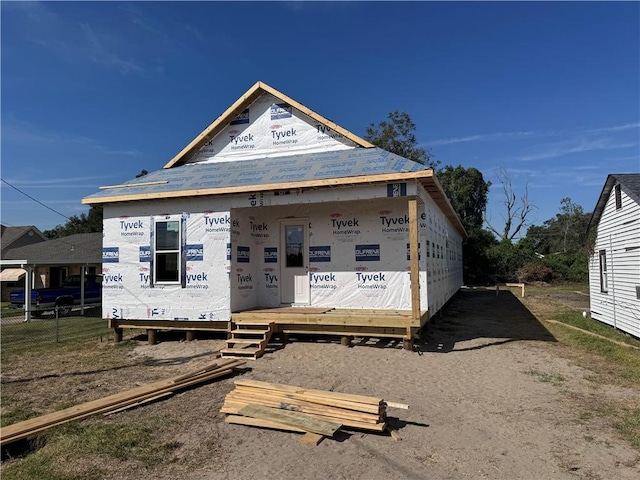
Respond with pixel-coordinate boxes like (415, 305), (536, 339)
(0, 268), (26, 282)
(83, 169), (466, 237)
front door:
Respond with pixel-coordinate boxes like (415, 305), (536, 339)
(280, 219), (309, 305)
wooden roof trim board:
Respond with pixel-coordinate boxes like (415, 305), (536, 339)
(163, 81), (374, 169)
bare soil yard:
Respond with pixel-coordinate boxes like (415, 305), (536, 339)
(2, 287), (639, 479)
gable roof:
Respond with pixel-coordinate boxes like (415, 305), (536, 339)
(163, 81), (374, 169)
(1, 225), (48, 256)
(588, 173), (640, 231)
(2, 232), (103, 265)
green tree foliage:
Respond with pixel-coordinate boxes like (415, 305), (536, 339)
(365, 111), (439, 168)
(437, 165), (495, 284)
(437, 165), (491, 231)
(526, 197), (591, 255)
(44, 205), (103, 239)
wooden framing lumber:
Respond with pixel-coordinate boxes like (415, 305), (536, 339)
(233, 384), (383, 414)
(300, 432), (325, 446)
(225, 391), (381, 423)
(234, 379), (383, 406)
(1, 359), (245, 446)
(238, 405), (342, 437)
(408, 198), (421, 323)
(225, 415), (306, 433)
(221, 401), (386, 433)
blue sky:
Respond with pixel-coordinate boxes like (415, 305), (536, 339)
(2, 1), (639, 237)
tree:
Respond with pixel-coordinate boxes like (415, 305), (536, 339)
(136, 169), (148, 178)
(485, 168), (534, 242)
(365, 111), (439, 168)
(44, 205), (103, 239)
(437, 165), (491, 231)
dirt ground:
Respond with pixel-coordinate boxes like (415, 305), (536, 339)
(3, 288), (639, 479)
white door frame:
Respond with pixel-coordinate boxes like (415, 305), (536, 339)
(280, 218), (310, 305)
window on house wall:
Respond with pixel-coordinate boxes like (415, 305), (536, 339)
(155, 220), (181, 283)
(615, 184), (622, 210)
(599, 249), (608, 293)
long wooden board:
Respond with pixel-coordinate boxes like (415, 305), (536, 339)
(233, 384), (382, 414)
(222, 401), (386, 432)
(1, 359), (245, 445)
(234, 379), (383, 406)
(238, 405), (342, 437)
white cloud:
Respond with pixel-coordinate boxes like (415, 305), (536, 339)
(428, 131), (535, 146)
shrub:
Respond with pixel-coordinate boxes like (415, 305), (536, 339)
(517, 263), (553, 283)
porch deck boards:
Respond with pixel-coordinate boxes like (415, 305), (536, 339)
(232, 307), (417, 329)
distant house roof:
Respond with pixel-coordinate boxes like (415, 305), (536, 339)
(2, 232), (102, 265)
(1, 225), (48, 257)
(588, 173), (640, 231)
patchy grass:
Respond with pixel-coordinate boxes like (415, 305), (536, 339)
(1, 315), (112, 361)
(523, 368), (566, 386)
(520, 284), (640, 450)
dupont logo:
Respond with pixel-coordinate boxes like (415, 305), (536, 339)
(103, 247), (120, 263)
(230, 108), (250, 125)
(387, 183), (407, 197)
(139, 246), (151, 262)
(309, 246), (331, 263)
(264, 247), (278, 263)
(355, 244), (380, 262)
(270, 102), (292, 120)
(186, 244), (204, 261)
(237, 246), (250, 263)
(406, 243), (421, 261)
(226, 243), (232, 261)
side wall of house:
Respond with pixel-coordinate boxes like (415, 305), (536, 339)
(418, 184), (464, 318)
(589, 184), (640, 338)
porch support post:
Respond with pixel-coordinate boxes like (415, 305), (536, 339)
(407, 198), (420, 351)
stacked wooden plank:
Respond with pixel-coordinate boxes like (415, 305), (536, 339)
(222, 379), (406, 443)
(0, 358), (246, 447)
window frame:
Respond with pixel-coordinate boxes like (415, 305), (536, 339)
(599, 249), (608, 293)
(614, 184), (622, 210)
(153, 219), (182, 285)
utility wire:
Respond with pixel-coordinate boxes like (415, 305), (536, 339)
(1, 178), (71, 221)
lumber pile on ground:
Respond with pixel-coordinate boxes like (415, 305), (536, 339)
(221, 379), (408, 444)
(0, 358), (246, 447)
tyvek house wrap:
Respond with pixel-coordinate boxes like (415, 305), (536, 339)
(102, 194), (427, 322)
(103, 210), (232, 322)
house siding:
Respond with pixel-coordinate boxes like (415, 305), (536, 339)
(589, 182), (640, 338)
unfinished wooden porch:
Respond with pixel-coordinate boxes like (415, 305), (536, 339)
(232, 306), (428, 349)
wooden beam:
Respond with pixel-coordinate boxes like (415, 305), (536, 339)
(99, 180), (168, 190)
(238, 405), (342, 437)
(300, 432), (325, 445)
(408, 198), (421, 323)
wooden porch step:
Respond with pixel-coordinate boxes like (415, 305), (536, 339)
(227, 338), (266, 345)
(223, 322), (274, 360)
(230, 329), (268, 336)
(221, 347), (262, 360)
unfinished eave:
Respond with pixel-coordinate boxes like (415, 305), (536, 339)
(82, 170), (467, 237)
(163, 81), (374, 169)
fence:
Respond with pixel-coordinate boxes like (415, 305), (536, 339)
(1, 304), (112, 356)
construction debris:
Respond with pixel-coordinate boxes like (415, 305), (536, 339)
(0, 358), (246, 447)
(221, 379), (408, 445)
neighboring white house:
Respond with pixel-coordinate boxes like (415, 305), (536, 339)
(588, 173), (640, 338)
(82, 81), (465, 348)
